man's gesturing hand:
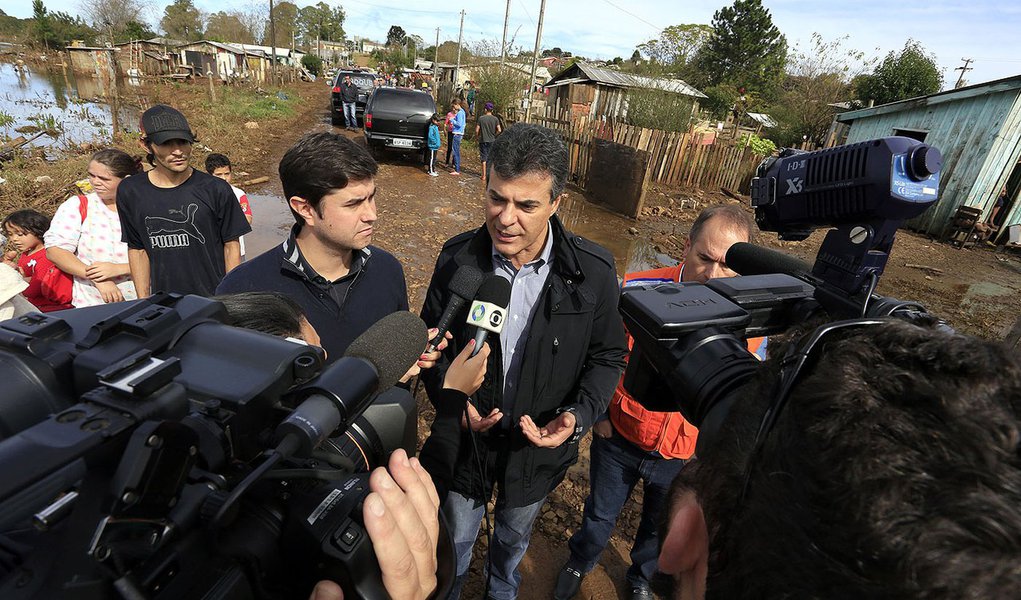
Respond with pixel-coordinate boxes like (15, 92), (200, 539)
(520, 411), (577, 448)
(462, 402), (502, 432)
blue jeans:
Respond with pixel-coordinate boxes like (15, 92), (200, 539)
(567, 432), (687, 588)
(343, 101), (357, 128)
(451, 134), (462, 172)
(442, 490), (545, 600)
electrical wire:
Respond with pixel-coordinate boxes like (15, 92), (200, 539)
(597, 0), (661, 33)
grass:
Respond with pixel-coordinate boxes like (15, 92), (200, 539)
(208, 87), (296, 121)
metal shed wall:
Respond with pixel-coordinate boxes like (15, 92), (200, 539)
(843, 87), (1021, 235)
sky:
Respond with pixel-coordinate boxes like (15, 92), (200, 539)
(8, 0), (1021, 88)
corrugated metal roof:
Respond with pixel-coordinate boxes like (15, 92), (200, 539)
(838, 73), (1021, 123)
(747, 112), (777, 128)
(546, 61), (706, 98)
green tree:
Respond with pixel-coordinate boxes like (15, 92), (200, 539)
(32, 0), (56, 48)
(637, 23), (710, 77)
(768, 34), (871, 147)
(205, 11), (255, 43)
(625, 87), (695, 132)
(160, 0), (202, 41)
(50, 11), (97, 45)
(853, 39), (943, 106)
(262, 1), (297, 47)
(700, 84), (739, 120)
(79, 0), (144, 43)
(122, 19), (154, 41)
(694, 0), (787, 99)
(386, 25), (406, 47)
(434, 40), (469, 63)
(297, 2), (345, 46)
(301, 53), (322, 76)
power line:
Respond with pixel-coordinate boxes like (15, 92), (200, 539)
(515, 0), (536, 27)
(598, 0), (660, 33)
(344, 0), (455, 16)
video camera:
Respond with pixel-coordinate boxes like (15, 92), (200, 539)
(0, 293), (450, 599)
(619, 137), (944, 445)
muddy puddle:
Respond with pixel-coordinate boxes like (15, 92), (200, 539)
(0, 62), (141, 151)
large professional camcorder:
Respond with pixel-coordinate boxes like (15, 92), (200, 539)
(620, 137), (945, 445)
(0, 294), (451, 599)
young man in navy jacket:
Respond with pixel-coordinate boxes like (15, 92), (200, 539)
(217, 132), (428, 365)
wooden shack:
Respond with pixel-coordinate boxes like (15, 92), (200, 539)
(176, 40), (248, 80)
(113, 40), (177, 77)
(837, 74), (1021, 241)
(543, 61), (706, 120)
(66, 46), (118, 80)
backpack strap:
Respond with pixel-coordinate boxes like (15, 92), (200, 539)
(78, 195), (88, 223)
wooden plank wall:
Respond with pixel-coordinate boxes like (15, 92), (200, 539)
(530, 107), (764, 193)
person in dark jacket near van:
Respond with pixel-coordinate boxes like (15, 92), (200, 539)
(339, 74), (359, 130)
(419, 123), (627, 599)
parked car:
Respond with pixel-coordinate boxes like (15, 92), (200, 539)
(363, 87), (437, 158)
(330, 70), (376, 126)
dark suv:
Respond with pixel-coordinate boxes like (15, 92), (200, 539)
(331, 70), (376, 126)
(363, 87), (437, 157)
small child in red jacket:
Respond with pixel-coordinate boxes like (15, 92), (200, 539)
(2, 209), (72, 312)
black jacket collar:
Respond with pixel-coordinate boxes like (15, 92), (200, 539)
(453, 215), (585, 280)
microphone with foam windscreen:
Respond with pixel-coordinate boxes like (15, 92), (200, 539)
(275, 311), (427, 458)
(427, 264), (486, 353)
(726, 242), (813, 279)
(465, 275), (511, 358)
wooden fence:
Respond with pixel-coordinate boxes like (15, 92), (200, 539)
(528, 108), (765, 194)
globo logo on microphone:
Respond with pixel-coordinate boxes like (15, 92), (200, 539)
(467, 300), (506, 333)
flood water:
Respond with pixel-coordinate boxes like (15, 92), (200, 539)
(0, 62), (141, 150)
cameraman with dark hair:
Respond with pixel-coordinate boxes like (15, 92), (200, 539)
(655, 319), (1021, 599)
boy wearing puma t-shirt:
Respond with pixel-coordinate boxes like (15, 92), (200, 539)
(117, 105), (251, 297)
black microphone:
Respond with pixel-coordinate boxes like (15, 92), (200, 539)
(726, 242), (813, 278)
(276, 311), (427, 458)
(465, 275), (511, 358)
(427, 264), (485, 352)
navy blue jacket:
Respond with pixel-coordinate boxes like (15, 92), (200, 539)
(215, 240), (409, 361)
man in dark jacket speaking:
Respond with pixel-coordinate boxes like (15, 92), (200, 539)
(419, 124), (627, 599)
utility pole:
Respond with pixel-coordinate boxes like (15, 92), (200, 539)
(433, 27), (440, 87)
(269, 0), (278, 85)
(454, 10), (465, 93)
(526, 0), (547, 123)
(500, 0), (510, 70)
(954, 58), (974, 89)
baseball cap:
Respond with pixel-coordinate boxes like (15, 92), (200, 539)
(485, 102), (494, 110)
(140, 104), (195, 145)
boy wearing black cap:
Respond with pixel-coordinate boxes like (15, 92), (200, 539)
(117, 104), (251, 297)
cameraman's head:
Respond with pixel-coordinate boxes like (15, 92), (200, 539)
(658, 320), (1021, 598)
(682, 205), (753, 284)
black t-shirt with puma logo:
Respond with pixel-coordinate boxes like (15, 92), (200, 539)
(118, 169), (252, 296)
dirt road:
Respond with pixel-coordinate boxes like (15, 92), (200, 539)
(240, 83), (1021, 600)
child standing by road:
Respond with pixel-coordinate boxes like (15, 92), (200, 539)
(206, 153), (254, 261)
(449, 99), (465, 176)
(444, 105), (456, 166)
(427, 113), (442, 177)
(3, 209), (73, 312)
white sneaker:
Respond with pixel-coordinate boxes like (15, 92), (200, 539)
(429, 171), (439, 177)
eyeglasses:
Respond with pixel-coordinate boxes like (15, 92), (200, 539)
(738, 318), (890, 504)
